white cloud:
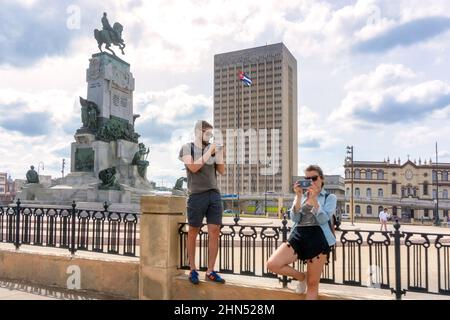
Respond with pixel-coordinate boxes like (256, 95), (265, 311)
(329, 64), (450, 127)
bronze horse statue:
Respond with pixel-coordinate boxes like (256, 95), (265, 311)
(94, 22), (126, 56)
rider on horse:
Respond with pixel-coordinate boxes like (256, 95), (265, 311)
(101, 12), (119, 43)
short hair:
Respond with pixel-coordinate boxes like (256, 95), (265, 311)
(195, 120), (213, 132)
(384, 207), (388, 211)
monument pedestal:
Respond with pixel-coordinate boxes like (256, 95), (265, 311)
(18, 183), (43, 201)
(17, 51), (154, 207)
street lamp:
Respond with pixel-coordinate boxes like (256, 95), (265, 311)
(264, 160), (271, 216)
(434, 142), (440, 226)
(346, 146), (354, 226)
(37, 161), (44, 175)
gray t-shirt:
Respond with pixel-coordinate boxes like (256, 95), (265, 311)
(178, 142), (220, 195)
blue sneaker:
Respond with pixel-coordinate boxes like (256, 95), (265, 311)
(205, 271), (225, 284)
(189, 270), (199, 285)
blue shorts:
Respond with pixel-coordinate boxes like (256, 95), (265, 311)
(187, 190), (223, 227)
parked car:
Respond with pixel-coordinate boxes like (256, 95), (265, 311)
(341, 212), (350, 220)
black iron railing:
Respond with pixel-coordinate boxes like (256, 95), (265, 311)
(178, 215), (450, 299)
(0, 199), (139, 256)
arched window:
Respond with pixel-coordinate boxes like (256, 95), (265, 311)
(367, 205), (372, 215)
(355, 169), (361, 179)
(443, 189), (448, 199)
(378, 206), (384, 214)
(366, 188), (372, 198)
(345, 169), (350, 179)
(355, 188), (360, 197)
(432, 170), (437, 181)
(378, 188), (384, 197)
(355, 205), (361, 215)
(377, 170), (384, 180)
(392, 181), (397, 194)
(423, 181), (429, 195)
(443, 171), (449, 181)
(365, 170), (372, 180)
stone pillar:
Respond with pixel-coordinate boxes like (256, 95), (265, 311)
(139, 195), (186, 300)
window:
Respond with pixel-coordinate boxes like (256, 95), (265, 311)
(378, 206), (384, 214)
(346, 204), (350, 213)
(355, 205), (361, 215)
(444, 210), (449, 218)
(367, 205), (372, 215)
(377, 170), (384, 180)
(443, 190), (448, 199)
(423, 181), (429, 195)
(0, 186), (4, 193)
(365, 170), (372, 180)
(355, 188), (360, 197)
(424, 209), (429, 217)
(366, 188), (372, 198)
(393, 206), (397, 216)
(392, 181), (397, 194)
(345, 169), (350, 179)
(432, 170), (437, 181)
(443, 171), (449, 181)
(433, 189), (437, 199)
(355, 169), (361, 179)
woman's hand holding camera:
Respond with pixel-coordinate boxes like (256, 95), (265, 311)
(306, 183), (320, 208)
(293, 181), (303, 196)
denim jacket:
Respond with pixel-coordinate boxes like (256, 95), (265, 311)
(289, 189), (337, 246)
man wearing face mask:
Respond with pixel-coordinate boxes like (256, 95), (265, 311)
(179, 120), (226, 285)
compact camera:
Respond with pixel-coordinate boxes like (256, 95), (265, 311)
(295, 179), (312, 189)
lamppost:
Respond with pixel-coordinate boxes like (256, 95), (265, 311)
(434, 142), (440, 226)
(37, 161), (44, 175)
(346, 146), (355, 226)
(61, 159), (66, 178)
(264, 160), (271, 216)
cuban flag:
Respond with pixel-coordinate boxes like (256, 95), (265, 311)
(239, 71), (252, 87)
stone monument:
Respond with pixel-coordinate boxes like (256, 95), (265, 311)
(16, 13), (155, 209)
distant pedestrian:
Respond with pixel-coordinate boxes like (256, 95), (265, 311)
(379, 208), (389, 232)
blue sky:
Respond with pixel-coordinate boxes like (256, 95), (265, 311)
(1, 0), (450, 187)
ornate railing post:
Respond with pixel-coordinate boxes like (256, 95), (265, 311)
(70, 200), (77, 255)
(391, 219), (406, 300)
(14, 198), (21, 250)
(280, 214), (289, 288)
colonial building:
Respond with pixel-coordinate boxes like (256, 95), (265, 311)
(344, 158), (450, 220)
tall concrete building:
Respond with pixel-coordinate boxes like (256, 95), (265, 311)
(213, 43), (298, 195)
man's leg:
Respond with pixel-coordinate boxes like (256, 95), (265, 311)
(186, 193), (207, 272)
(187, 226), (201, 271)
(207, 224), (220, 273)
(204, 191), (225, 282)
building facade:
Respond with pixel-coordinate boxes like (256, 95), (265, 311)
(0, 173), (6, 195)
(344, 158), (450, 220)
(213, 43), (298, 195)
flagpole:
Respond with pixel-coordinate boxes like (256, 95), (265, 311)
(237, 67), (241, 217)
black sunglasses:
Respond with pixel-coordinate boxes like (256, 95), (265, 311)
(305, 175), (319, 181)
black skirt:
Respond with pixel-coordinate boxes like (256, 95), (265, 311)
(287, 225), (331, 264)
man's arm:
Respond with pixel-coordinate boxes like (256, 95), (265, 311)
(181, 144), (216, 173)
